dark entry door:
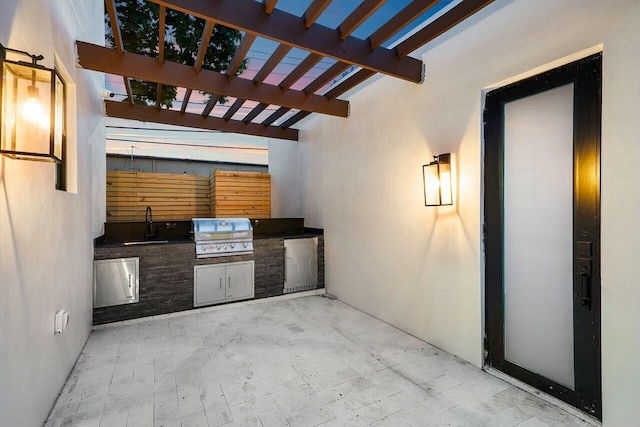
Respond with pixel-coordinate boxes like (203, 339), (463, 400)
(484, 54), (601, 419)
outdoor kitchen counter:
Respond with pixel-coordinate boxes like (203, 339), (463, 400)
(93, 232), (324, 325)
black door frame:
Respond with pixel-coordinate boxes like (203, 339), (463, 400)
(484, 53), (602, 419)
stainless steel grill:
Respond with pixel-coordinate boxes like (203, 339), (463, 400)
(192, 218), (253, 258)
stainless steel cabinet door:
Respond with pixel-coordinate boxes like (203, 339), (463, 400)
(284, 237), (318, 293)
(226, 262), (254, 300)
(194, 264), (226, 307)
(93, 258), (139, 308)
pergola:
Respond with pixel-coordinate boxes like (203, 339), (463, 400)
(78, 0), (494, 141)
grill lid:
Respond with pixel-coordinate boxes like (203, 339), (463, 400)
(192, 218), (253, 243)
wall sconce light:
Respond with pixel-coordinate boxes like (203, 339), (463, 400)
(423, 153), (453, 206)
(0, 43), (65, 162)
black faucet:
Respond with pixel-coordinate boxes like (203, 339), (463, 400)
(145, 206), (156, 239)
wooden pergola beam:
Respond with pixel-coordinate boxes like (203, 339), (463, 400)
(279, 0), (496, 129)
(223, 98), (245, 120)
(339, 0), (386, 39)
(226, 33), (256, 78)
(396, 0), (495, 57)
(77, 41), (349, 117)
(304, 0), (332, 28)
(148, 0), (424, 83)
(105, 0), (133, 104)
(368, 0), (439, 49)
(106, 100), (298, 141)
(242, 103), (268, 123)
(279, 53), (322, 90)
(252, 44), (291, 85)
(180, 20), (216, 112)
(264, 0), (278, 14)
(261, 107), (289, 126)
(156, 6), (166, 109)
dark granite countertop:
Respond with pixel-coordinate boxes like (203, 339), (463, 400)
(95, 228), (323, 248)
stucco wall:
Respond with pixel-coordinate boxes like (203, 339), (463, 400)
(271, 0), (640, 425)
(0, 1), (105, 425)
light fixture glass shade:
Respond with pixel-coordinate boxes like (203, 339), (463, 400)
(423, 153), (453, 206)
(1, 59), (63, 162)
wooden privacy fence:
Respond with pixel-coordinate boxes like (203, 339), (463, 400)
(106, 170), (271, 221)
(210, 170), (271, 218)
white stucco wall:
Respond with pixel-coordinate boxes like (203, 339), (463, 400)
(0, 1), (105, 425)
(271, 0), (640, 424)
(269, 138), (303, 218)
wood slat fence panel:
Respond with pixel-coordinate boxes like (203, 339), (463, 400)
(211, 170), (271, 218)
(106, 170), (271, 222)
(106, 171), (211, 222)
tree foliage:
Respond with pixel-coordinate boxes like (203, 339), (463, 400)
(105, 0), (245, 108)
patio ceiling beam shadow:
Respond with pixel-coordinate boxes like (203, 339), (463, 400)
(77, 41), (349, 118)
(148, 0), (424, 83)
(105, 101), (299, 141)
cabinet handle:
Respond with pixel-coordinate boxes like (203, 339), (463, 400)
(128, 274), (132, 289)
(228, 276), (231, 288)
(219, 277), (222, 289)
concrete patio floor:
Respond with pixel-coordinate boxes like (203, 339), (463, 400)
(45, 295), (594, 427)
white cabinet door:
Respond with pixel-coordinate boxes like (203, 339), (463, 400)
(194, 264), (226, 307)
(225, 262), (254, 301)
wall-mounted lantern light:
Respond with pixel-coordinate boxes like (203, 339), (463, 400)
(0, 43), (65, 162)
(423, 153), (453, 206)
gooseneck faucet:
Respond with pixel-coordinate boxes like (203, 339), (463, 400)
(145, 206), (155, 239)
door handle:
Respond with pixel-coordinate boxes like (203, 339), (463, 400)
(577, 257), (592, 309)
(580, 270), (591, 307)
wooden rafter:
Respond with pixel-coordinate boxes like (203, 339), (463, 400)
(223, 98), (245, 120)
(202, 33), (256, 117)
(279, 0), (496, 129)
(156, 6), (166, 109)
(281, 111), (309, 128)
(264, 0), (278, 14)
(226, 34), (256, 78)
(369, 0), (439, 49)
(105, 0), (133, 104)
(77, 42), (349, 117)
(339, 0), (386, 39)
(180, 20), (216, 113)
(303, 62), (351, 95)
(202, 95), (221, 117)
(279, 53), (322, 90)
(396, 0), (495, 57)
(106, 100), (298, 141)
(242, 103), (268, 123)
(261, 107), (289, 126)
(147, 0), (423, 83)
(304, 0), (332, 28)
(252, 44), (291, 86)
(245, 2), (329, 121)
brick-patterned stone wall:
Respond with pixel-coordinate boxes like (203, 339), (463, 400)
(93, 234), (324, 324)
(254, 238), (285, 299)
(318, 236), (325, 289)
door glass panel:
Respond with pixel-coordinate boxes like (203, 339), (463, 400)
(503, 83), (575, 389)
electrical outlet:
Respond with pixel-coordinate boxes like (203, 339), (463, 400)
(54, 309), (69, 334)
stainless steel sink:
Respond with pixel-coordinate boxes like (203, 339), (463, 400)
(123, 240), (169, 246)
